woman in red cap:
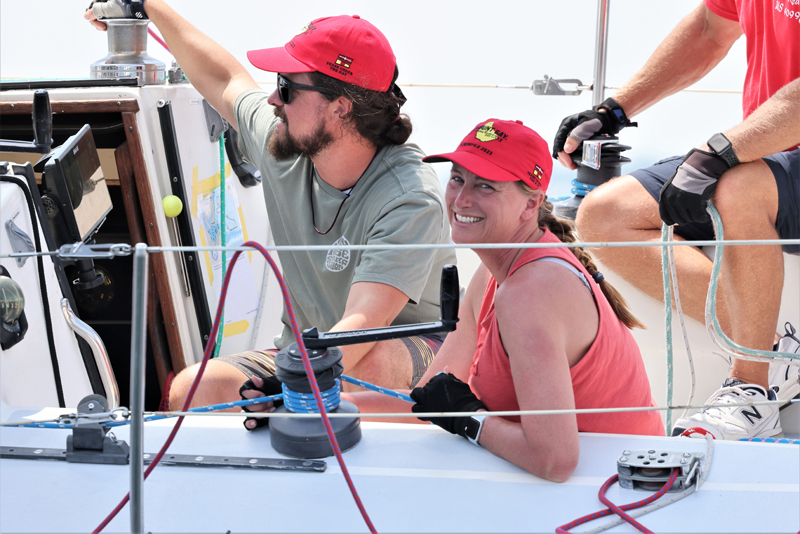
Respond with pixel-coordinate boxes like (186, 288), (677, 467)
(349, 119), (663, 482)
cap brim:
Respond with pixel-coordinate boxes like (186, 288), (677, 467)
(247, 46), (314, 73)
(423, 151), (521, 184)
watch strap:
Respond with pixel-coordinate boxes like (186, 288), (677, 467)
(466, 413), (489, 446)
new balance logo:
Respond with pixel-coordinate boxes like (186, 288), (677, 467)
(741, 407), (762, 425)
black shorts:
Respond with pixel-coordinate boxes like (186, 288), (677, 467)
(630, 149), (800, 254)
(217, 333), (446, 389)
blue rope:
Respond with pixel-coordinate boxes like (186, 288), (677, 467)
(340, 375), (414, 403)
(739, 437), (800, 445)
(10, 375), (412, 430)
(283, 381), (341, 413)
(549, 180), (598, 203)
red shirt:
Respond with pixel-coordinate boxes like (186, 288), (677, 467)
(705, 0), (800, 121)
(468, 229), (664, 436)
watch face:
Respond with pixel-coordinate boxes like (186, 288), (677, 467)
(708, 134), (730, 155)
(465, 417), (481, 440)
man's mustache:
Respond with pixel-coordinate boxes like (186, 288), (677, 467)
(273, 107), (287, 124)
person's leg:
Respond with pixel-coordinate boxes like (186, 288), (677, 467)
(713, 159), (782, 389)
(576, 173), (731, 334)
(169, 358), (250, 410)
(670, 157), (789, 439)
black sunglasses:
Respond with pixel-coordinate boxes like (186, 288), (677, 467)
(277, 74), (337, 104)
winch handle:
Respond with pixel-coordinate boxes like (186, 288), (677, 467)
(32, 90), (53, 152)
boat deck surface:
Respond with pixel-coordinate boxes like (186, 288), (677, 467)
(1, 406), (798, 533)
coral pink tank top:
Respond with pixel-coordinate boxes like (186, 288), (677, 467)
(468, 229), (664, 436)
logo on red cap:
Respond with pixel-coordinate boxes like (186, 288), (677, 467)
(529, 165), (545, 188)
(290, 22), (317, 48)
(475, 122), (508, 143)
(335, 55), (353, 69)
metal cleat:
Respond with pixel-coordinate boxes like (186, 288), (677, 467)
(617, 448), (704, 492)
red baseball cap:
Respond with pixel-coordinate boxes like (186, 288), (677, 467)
(423, 119), (553, 192)
(246, 15), (396, 92)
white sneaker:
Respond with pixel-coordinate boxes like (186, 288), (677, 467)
(672, 378), (782, 440)
(769, 323), (800, 408)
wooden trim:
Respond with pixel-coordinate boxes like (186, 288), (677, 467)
(121, 111), (186, 374)
(115, 141), (173, 392)
(0, 99), (139, 115)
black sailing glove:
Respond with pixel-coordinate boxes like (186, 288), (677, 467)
(410, 373), (487, 438)
(239, 375), (284, 430)
(87, 0), (148, 20)
(552, 97), (636, 159)
(659, 149), (730, 226)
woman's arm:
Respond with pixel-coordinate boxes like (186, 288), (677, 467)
(477, 261), (598, 482)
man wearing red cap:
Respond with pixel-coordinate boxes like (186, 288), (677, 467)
(86, 1), (456, 423)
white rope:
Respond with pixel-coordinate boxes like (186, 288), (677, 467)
(665, 225), (697, 423)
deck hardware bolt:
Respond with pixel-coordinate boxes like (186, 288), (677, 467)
(128, 126), (133, 131)
(619, 457), (628, 463)
(170, 323), (174, 327)
(647, 450), (655, 454)
(149, 223), (153, 227)
(173, 176), (178, 182)
(649, 455), (656, 460)
(680, 459), (688, 464)
(249, 459), (258, 464)
(88, 402), (96, 410)
(683, 452), (691, 457)
(623, 450), (631, 455)
(10, 104), (15, 108)
(195, 456), (203, 461)
(188, 256), (193, 261)
(117, 101), (121, 106)
(204, 335), (208, 340)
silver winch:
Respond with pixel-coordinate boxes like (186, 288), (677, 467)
(90, 19), (166, 85)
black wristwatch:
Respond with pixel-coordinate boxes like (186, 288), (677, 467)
(464, 413), (488, 446)
(707, 133), (739, 169)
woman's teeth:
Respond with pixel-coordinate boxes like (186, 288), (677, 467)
(455, 214), (483, 223)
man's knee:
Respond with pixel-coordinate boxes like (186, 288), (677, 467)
(169, 360), (246, 410)
(711, 160), (778, 228)
(575, 175), (659, 240)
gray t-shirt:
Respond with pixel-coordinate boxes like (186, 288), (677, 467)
(235, 90), (456, 349)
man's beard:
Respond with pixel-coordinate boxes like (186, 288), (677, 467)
(269, 109), (334, 161)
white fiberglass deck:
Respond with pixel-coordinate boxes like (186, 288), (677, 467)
(1, 408), (798, 533)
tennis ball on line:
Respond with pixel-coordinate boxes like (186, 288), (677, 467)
(162, 195), (183, 218)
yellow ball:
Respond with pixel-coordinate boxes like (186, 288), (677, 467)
(162, 195), (183, 218)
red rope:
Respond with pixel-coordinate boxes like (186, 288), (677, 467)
(556, 469), (679, 534)
(147, 27), (170, 52)
(94, 242), (377, 533)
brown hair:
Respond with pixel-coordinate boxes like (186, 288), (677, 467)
(310, 66), (412, 148)
(529, 187), (645, 330)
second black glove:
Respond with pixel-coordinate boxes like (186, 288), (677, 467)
(239, 375), (284, 430)
(410, 373), (487, 438)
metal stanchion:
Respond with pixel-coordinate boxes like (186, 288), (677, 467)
(129, 243), (148, 534)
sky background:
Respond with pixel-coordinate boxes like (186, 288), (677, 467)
(0, 0), (747, 197)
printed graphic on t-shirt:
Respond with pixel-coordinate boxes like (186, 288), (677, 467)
(326, 236), (351, 272)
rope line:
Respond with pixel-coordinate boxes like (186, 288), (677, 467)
(661, 224), (675, 436)
(93, 243), (377, 534)
(705, 204), (800, 364)
(556, 470), (680, 534)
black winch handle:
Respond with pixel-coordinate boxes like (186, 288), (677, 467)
(32, 90), (53, 152)
(302, 264), (460, 350)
